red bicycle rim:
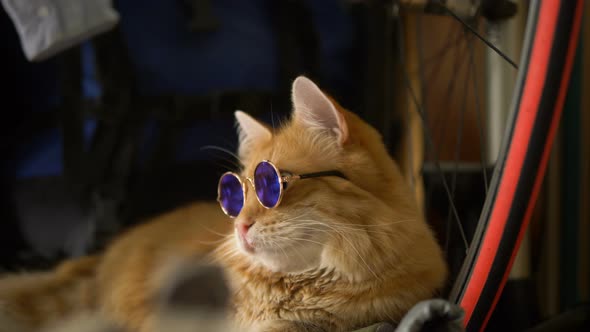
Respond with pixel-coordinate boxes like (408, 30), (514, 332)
(448, 1), (585, 331)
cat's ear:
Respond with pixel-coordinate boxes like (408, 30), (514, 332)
(235, 110), (272, 157)
(291, 76), (349, 145)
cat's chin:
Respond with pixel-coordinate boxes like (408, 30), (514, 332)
(236, 231), (256, 254)
(256, 255), (318, 274)
(242, 246), (323, 274)
(234, 229), (324, 273)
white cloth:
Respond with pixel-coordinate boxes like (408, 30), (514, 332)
(1, 0), (119, 61)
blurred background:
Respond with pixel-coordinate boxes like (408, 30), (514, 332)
(0, 0), (588, 331)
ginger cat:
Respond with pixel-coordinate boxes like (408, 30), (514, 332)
(0, 76), (447, 332)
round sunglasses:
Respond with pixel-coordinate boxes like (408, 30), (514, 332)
(217, 160), (347, 218)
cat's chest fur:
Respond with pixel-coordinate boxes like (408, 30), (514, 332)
(228, 266), (376, 330)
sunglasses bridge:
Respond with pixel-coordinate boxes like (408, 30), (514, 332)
(244, 173), (301, 187)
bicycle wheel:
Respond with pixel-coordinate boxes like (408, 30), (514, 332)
(450, 1), (583, 330)
(396, 1), (584, 331)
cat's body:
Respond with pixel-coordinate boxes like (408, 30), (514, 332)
(0, 202), (231, 332)
(0, 77), (447, 332)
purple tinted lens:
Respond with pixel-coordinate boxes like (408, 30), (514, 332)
(218, 173), (244, 217)
(254, 161), (282, 208)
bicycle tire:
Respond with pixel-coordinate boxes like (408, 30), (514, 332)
(447, 1), (585, 331)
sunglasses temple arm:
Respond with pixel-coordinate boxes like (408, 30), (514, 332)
(281, 174), (301, 183)
(297, 171), (348, 180)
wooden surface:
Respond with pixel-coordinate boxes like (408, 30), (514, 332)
(398, 13), (425, 209)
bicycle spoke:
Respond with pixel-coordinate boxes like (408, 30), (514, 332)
(415, 21), (460, 80)
(415, 14), (426, 191)
(396, 17), (469, 252)
(466, 34), (490, 191)
(415, 13), (445, 202)
(424, 21), (469, 224)
(419, 26), (463, 69)
(404, 90), (417, 191)
(445, 43), (471, 253)
(433, 35), (469, 157)
(437, 0), (519, 69)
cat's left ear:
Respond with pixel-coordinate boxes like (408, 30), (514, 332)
(235, 110), (272, 158)
(292, 76), (349, 146)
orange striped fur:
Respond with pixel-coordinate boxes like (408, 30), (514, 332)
(0, 77), (447, 332)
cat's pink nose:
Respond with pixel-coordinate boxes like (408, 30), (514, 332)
(235, 220), (255, 252)
(236, 221), (253, 237)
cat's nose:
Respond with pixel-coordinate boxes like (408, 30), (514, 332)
(235, 220), (254, 237)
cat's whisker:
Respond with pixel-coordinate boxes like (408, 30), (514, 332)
(275, 223), (348, 239)
(294, 219), (415, 229)
(275, 214), (311, 224)
(211, 238), (242, 262)
(274, 235), (344, 263)
(210, 159), (240, 173)
(335, 219), (416, 227)
(272, 227), (339, 243)
(215, 235), (235, 246)
(214, 249), (242, 264)
(273, 235), (375, 280)
(268, 237), (304, 263)
(280, 220), (381, 280)
(211, 245), (235, 257)
(287, 220), (379, 240)
(270, 103), (278, 135)
(289, 218), (415, 238)
(272, 233), (380, 281)
(216, 243), (239, 256)
(197, 224), (232, 238)
(200, 145), (243, 170)
(272, 240), (290, 261)
(271, 235), (330, 252)
(322, 229), (380, 280)
(192, 237), (230, 245)
(200, 145), (240, 162)
(288, 221), (397, 236)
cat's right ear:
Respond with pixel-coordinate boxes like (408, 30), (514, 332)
(291, 76), (349, 146)
(235, 111), (272, 158)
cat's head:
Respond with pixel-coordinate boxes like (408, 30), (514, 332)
(227, 76), (421, 278)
